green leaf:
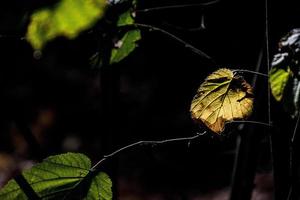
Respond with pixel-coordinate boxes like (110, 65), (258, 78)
(269, 29), (300, 117)
(85, 172), (112, 200)
(190, 68), (254, 134)
(0, 153), (112, 200)
(117, 10), (134, 27)
(269, 65), (292, 101)
(110, 29), (141, 64)
(26, 0), (107, 50)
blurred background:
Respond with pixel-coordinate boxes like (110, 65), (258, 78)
(0, 0), (299, 199)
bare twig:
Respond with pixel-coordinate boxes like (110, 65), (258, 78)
(0, 35), (25, 40)
(136, 0), (220, 13)
(265, 0), (271, 126)
(291, 114), (300, 143)
(134, 23), (215, 64)
(287, 113), (300, 200)
(227, 120), (271, 127)
(232, 69), (269, 77)
(91, 131), (206, 171)
(162, 14), (206, 32)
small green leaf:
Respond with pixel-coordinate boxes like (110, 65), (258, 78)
(0, 153), (112, 200)
(117, 10), (134, 27)
(26, 0), (107, 50)
(110, 29), (141, 64)
(269, 66), (292, 101)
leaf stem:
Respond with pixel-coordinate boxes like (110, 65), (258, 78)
(135, 0), (220, 13)
(91, 131), (206, 171)
(133, 23), (216, 64)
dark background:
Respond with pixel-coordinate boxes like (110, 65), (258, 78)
(0, 0), (299, 199)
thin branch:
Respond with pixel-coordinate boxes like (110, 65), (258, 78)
(291, 113), (300, 143)
(134, 23), (216, 64)
(265, 0), (271, 126)
(227, 120), (272, 128)
(287, 113), (300, 200)
(162, 14), (206, 32)
(232, 69), (269, 77)
(136, 0), (220, 13)
(252, 46), (264, 88)
(0, 35), (25, 40)
(91, 131), (206, 171)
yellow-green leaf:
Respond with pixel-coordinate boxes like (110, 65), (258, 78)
(269, 66), (292, 101)
(26, 0), (107, 50)
(110, 29), (141, 64)
(190, 68), (254, 134)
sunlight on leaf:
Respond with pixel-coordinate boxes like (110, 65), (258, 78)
(117, 10), (134, 27)
(85, 172), (112, 200)
(26, 0), (107, 50)
(269, 29), (300, 118)
(190, 68), (254, 134)
(0, 153), (112, 200)
(269, 65), (292, 101)
(110, 29), (141, 64)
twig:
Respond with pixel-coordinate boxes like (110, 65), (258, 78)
(91, 131), (206, 171)
(0, 35), (25, 40)
(265, 0), (271, 126)
(291, 113), (300, 143)
(287, 113), (300, 200)
(227, 120), (271, 127)
(232, 69), (268, 77)
(252, 47), (264, 88)
(162, 13), (206, 32)
(136, 0), (220, 13)
(134, 23), (216, 64)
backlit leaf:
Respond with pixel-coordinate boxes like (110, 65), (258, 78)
(0, 153), (112, 200)
(26, 0), (107, 50)
(190, 68), (254, 134)
(269, 29), (300, 118)
(85, 172), (112, 200)
(117, 10), (134, 27)
(110, 29), (141, 64)
(269, 64), (292, 101)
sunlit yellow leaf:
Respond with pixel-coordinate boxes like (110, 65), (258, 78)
(190, 68), (254, 134)
(26, 0), (107, 50)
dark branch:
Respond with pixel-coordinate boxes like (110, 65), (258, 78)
(134, 23), (216, 64)
(232, 69), (269, 77)
(227, 120), (272, 128)
(136, 0), (220, 13)
(91, 131), (206, 171)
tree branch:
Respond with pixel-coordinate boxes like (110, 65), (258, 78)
(134, 23), (216, 64)
(232, 69), (269, 77)
(91, 131), (207, 171)
(227, 120), (272, 128)
(135, 0), (220, 13)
